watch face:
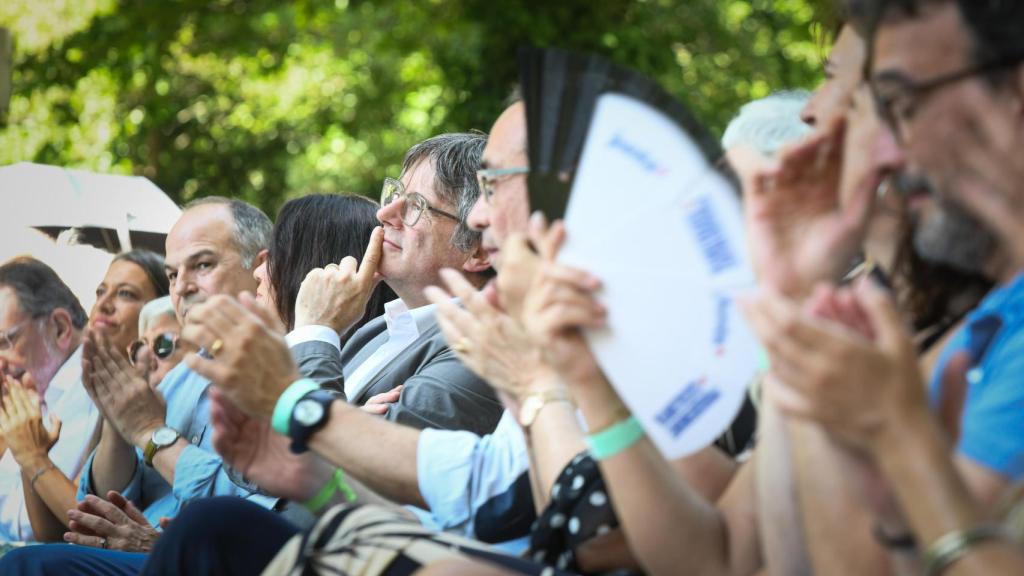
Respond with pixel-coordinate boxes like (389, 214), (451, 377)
(295, 399), (325, 426)
(153, 427), (179, 446)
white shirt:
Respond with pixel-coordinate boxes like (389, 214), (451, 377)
(286, 298), (439, 401)
(0, 346), (100, 542)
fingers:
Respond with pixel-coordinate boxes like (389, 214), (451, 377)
(854, 278), (907, 350)
(439, 269), (497, 317)
(361, 403), (389, 415)
(357, 226), (384, 285)
(108, 491), (150, 527)
(63, 531), (106, 548)
(239, 292), (287, 335)
(937, 350), (971, 443)
(159, 517), (173, 530)
(48, 415), (62, 445)
(67, 508), (118, 535)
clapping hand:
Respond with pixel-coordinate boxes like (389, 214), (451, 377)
(0, 373), (61, 469)
(182, 293), (301, 420)
(82, 329), (166, 449)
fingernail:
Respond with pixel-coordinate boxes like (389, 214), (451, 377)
(63, 533), (72, 541)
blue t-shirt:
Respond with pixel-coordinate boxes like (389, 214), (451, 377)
(930, 272), (1024, 480)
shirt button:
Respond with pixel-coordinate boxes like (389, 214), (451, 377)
(191, 435), (200, 444)
(967, 367), (984, 385)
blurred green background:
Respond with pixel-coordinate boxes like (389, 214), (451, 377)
(0, 0), (833, 217)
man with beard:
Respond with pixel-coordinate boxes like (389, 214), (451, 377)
(742, 0), (1024, 572)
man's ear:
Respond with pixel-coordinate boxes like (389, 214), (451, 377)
(49, 309), (77, 352)
(461, 244), (492, 275)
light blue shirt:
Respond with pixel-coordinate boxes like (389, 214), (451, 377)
(931, 271), (1024, 479)
(78, 363), (277, 527)
(415, 411), (533, 554)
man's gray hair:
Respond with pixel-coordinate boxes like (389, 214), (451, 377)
(722, 91), (813, 157)
(401, 132), (487, 253)
(138, 295), (177, 336)
(183, 197), (272, 269)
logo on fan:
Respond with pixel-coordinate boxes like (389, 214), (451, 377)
(608, 134), (669, 176)
(655, 377), (721, 438)
(687, 196), (737, 275)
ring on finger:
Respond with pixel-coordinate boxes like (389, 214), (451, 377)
(209, 339), (224, 357)
(452, 337), (471, 355)
(100, 537), (108, 549)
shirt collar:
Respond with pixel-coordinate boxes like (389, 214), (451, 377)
(382, 298), (439, 340)
(44, 344), (83, 407)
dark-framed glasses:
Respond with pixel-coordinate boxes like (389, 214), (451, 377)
(476, 167), (529, 203)
(871, 53), (1024, 141)
(380, 177), (461, 227)
(128, 332), (178, 366)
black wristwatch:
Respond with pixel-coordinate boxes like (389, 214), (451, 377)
(288, 389), (336, 454)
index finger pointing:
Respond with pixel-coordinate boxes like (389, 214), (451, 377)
(357, 226), (384, 284)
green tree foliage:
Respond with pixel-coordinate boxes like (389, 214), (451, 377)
(0, 0), (832, 217)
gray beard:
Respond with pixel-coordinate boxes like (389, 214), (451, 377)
(913, 200), (997, 275)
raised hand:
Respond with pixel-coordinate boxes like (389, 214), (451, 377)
(744, 116), (874, 299)
(209, 388), (328, 501)
(63, 492), (160, 552)
(294, 226), (384, 334)
(182, 293), (301, 420)
(741, 279), (924, 451)
(82, 329), (167, 448)
(424, 266), (560, 405)
(0, 373), (61, 469)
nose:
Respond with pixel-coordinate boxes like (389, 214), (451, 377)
(466, 194), (490, 232)
(96, 290), (116, 314)
(377, 198), (404, 230)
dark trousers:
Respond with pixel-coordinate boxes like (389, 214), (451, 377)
(0, 544), (147, 575)
(141, 496), (300, 575)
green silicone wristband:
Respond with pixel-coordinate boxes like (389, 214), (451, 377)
(586, 415), (645, 461)
(303, 468), (357, 514)
(271, 378), (320, 436)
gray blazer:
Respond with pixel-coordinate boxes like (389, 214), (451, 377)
(291, 314), (503, 436)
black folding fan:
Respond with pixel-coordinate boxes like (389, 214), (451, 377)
(517, 46), (725, 220)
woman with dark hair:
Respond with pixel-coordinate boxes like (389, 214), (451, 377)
(253, 194), (394, 341)
(7, 249), (169, 542)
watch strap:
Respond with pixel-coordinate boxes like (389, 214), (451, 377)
(288, 389), (336, 454)
(144, 427), (180, 467)
(272, 378), (320, 436)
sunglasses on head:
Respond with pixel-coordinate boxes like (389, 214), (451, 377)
(128, 332), (178, 366)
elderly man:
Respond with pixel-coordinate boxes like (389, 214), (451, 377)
(129, 296), (185, 389)
(0, 198), (281, 574)
(288, 133), (503, 435)
(0, 258), (99, 542)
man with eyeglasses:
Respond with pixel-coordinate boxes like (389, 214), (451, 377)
(129, 295), (185, 389)
(286, 132), (503, 436)
(0, 258), (100, 543)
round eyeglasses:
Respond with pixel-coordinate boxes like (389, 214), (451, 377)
(380, 177), (460, 227)
(128, 332), (178, 366)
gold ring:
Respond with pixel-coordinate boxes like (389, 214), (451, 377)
(100, 537), (108, 549)
(452, 337), (471, 355)
(210, 339), (224, 357)
(324, 263), (341, 271)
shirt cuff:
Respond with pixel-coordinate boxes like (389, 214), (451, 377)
(286, 325), (340, 351)
(416, 428), (481, 531)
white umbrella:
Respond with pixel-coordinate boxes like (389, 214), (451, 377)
(0, 162), (181, 252)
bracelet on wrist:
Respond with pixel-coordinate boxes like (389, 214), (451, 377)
(28, 463), (58, 492)
(586, 415), (645, 461)
(922, 524), (1008, 576)
(303, 468), (357, 514)
(271, 378), (320, 436)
